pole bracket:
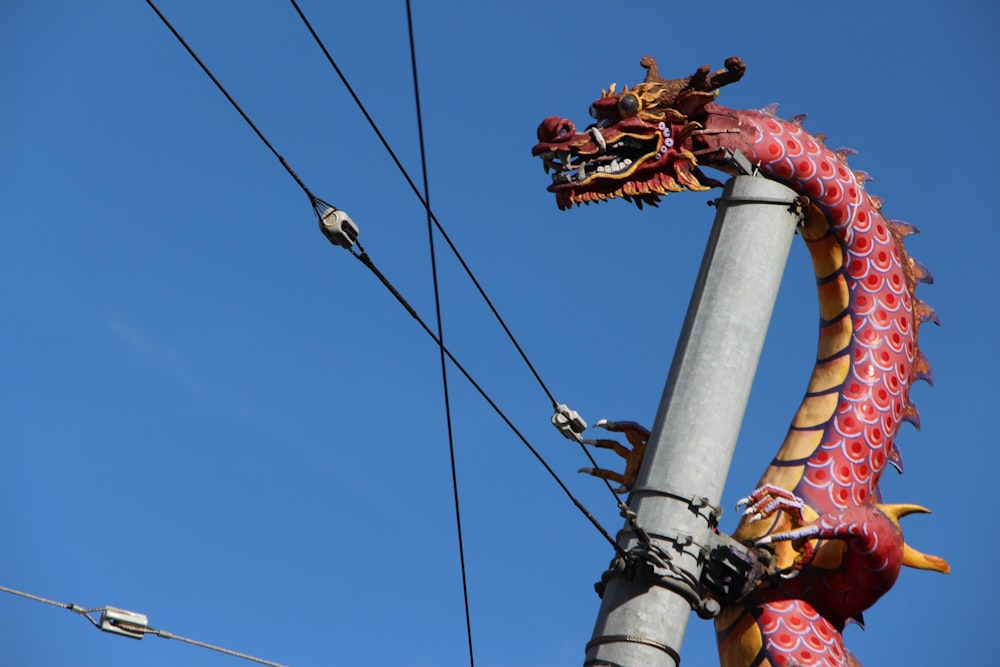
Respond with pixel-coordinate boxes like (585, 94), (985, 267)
(596, 522), (777, 620)
(585, 633), (682, 666)
(707, 191), (809, 227)
(628, 486), (723, 527)
(595, 523), (718, 618)
(700, 530), (778, 607)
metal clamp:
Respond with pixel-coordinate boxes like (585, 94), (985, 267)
(99, 606), (149, 640)
(628, 485), (723, 526)
(720, 148), (754, 176)
(552, 404), (587, 442)
(585, 634), (682, 665)
(701, 530), (778, 606)
(595, 540), (718, 619)
(597, 514), (779, 620)
(708, 191), (809, 227)
(319, 207), (359, 249)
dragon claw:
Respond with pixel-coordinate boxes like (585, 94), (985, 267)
(755, 525), (820, 546)
(576, 418), (650, 492)
(738, 484), (808, 524)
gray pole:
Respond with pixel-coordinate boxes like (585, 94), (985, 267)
(584, 174), (801, 666)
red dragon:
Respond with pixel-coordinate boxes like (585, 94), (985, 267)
(532, 56), (949, 667)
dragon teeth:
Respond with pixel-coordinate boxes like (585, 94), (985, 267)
(589, 126), (607, 152)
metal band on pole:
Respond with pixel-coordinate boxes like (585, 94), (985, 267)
(585, 175), (802, 666)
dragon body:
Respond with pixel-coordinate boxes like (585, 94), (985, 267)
(531, 57), (949, 666)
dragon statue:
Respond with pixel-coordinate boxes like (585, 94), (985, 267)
(531, 56), (949, 667)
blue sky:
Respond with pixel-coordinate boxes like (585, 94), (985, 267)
(2, 2), (998, 666)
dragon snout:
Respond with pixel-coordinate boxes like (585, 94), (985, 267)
(535, 116), (576, 145)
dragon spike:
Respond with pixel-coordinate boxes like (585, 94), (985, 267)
(789, 113), (808, 126)
(876, 504), (952, 574)
(908, 257), (935, 285)
(761, 102), (781, 116)
(902, 543), (951, 574)
(888, 218), (920, 236)
(901, 401), (921, 431)
(813, 133), (828, 144)
(853, 169), (874, 184)
(887, 440), (905, 473)
(914, 298), (941, 326)
(847, 613), (866, 630)
(868, 195), (884, 212)
(834, 147), (858, 161)
(878, 503), (930, 522)
(875, 505), (951, 574)
(912, 348), (934, 386)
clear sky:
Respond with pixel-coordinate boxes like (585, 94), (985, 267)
(2, 2), (998, 666)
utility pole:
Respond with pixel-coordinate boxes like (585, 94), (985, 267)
(585, 173), (802, 666)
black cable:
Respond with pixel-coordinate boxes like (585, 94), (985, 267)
(145, 0), (318, 208)
(287, 0), (559, 410)
(352, 244), (624, 555)
(404, 4), (475, 665)
(143, 0), (624, 556)
(284, 0), (642, 543)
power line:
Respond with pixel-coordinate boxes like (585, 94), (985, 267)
(143, 0), (623, 555)
(281, 1), (646, 526)
(0, 584), (288, 667)
(403, 2), (475, 665)
(144, 0), (317, 208)
(286, 0), (560, 411)
(351, 242), (623, 553)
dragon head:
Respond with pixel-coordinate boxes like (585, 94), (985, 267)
(532, 56), (746, 210)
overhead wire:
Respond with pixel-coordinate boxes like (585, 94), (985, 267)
(143, 0), (625, 555)
(286, 0), (560, 410)
(0, 584), (288, 667)
(144, 0), (318, 209)
(284, 0), (645, 546)
(402, 2), (475, 665)
(349, 243), (622, 552)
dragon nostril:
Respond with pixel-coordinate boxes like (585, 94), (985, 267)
(537, 116), (576, 143)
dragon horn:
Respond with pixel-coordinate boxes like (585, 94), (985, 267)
(877, 504), (951, 574)
(640, 55), (665, 83)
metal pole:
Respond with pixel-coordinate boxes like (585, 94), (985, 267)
(585, 175), (801, 666)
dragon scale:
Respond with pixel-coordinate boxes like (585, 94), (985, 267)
(531, 57), (948, 666)
(737, 108), (928, 516)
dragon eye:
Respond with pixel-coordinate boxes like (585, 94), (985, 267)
(618, 93), (640, 117)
